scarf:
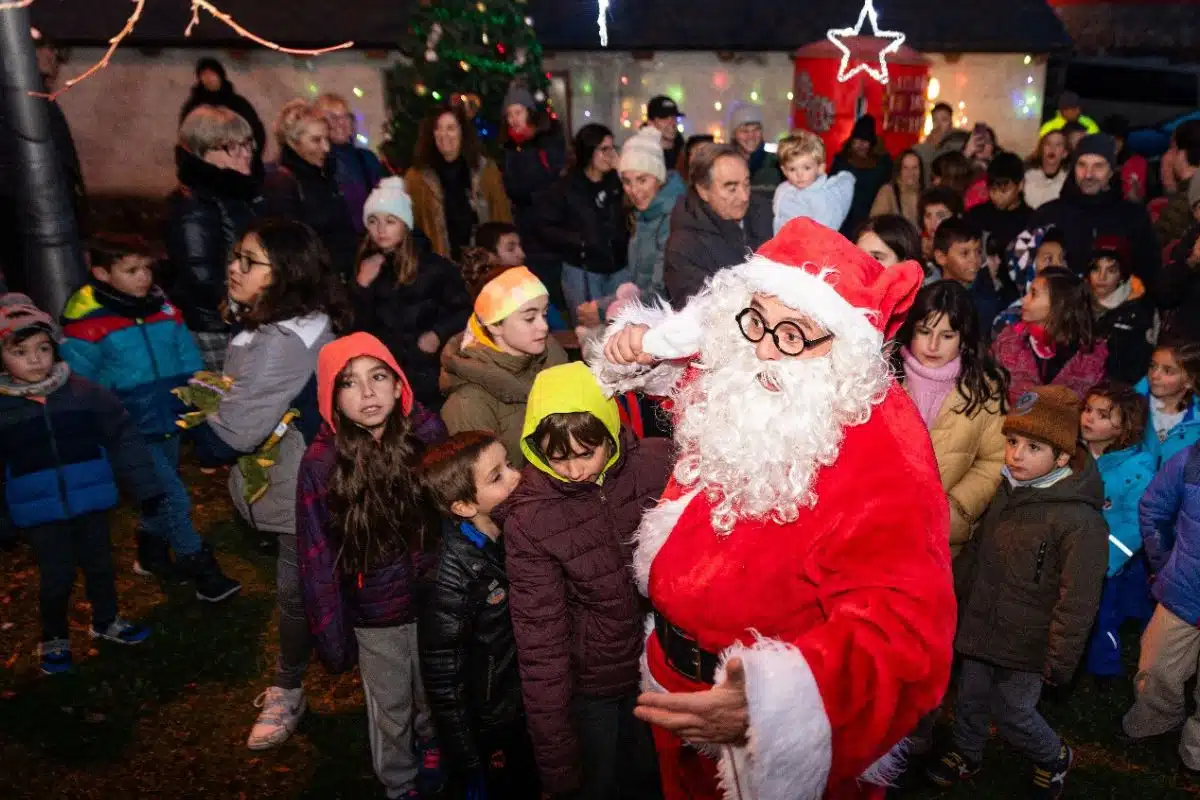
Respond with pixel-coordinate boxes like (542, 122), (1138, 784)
(0, 361), (71, 400)
(1014, 321), (1056, 359)
(89, 278), (167, 319)
(1003, 464), (1073, 489)
(901, 347), (961, 429)
(1094, 280), (1132, 312)
(507, 125), (536, 146)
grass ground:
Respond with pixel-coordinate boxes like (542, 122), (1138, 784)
(1, 460), (1200, 799)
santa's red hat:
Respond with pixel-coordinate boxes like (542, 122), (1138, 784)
(733, 217), (924, 341)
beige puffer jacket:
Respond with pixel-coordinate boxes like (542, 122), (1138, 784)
(927, 386), (1006, 556)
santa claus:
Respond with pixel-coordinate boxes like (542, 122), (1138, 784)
(589, 217), (957, 799)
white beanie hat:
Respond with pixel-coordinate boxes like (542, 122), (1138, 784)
(728, 102), (764, 132)
(363, 176), (413, 229)
(619, 127), (667, 183)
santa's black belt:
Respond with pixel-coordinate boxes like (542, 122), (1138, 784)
(654, 610), (719, 685)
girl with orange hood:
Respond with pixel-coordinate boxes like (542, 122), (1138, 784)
(297, 332), (447, 798)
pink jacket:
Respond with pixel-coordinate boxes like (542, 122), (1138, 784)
(991, 324), (1109, 405)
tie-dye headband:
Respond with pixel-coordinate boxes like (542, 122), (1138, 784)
(473, 266), (548, 325)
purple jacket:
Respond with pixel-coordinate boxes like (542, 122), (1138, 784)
(297, 404), (447, 673)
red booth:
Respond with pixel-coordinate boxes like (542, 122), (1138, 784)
(791, 38), (930, 168)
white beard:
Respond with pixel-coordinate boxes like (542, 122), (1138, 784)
(671, 272), (892, 534)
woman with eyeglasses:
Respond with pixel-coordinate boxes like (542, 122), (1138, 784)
(188, 218), (347, 751)
(263, 99), (360, 282)
(166, 104), (264, 371)
(314, 93), (387, 237)
(530, 123), (632, 328)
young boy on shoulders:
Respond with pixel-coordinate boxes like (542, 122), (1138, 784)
(929, 385), (1108, 799)
(419, 430), (539, 798)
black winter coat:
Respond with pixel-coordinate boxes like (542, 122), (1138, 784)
(419, 520), (524, 774)
(531, 170), (629, 275)
(662, 190), (773, 308)
(502, 120), (567, 214)
(953, 448), (1107, 684)
(262, 146), (359, 280)
(1156, 225), (1200, 341)
(165, 147), (263, 333)
(1094, 294), (1156, 385)
(1028, 177), (1160, 288)
(350, 244), (471, 410)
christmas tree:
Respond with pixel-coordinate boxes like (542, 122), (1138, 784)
(385, 0), (551, 169)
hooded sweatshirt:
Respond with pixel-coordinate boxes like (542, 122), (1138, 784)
(953, 447), (1108, 683)
(297, 332), (447, 673)
(439, 330), (569, 466)
(496, 362), (672, 793)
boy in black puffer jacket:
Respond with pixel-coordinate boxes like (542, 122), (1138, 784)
(419, 431), (539, 799)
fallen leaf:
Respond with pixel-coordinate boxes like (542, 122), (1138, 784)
(1, 622), (13, 630)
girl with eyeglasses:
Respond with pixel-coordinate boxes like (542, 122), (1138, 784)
(189, 218), (348, 752)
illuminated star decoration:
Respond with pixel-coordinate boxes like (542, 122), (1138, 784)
(597, 0), (610, 47)
(826, 0), (905, 85)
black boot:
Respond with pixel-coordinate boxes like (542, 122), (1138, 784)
(133, 531), (176, 580)
(177, 544), (242, 603)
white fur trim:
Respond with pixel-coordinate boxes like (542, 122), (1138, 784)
(632, 489), (698, 595)
(639, 614), (668, 695)
(587, 299), (695, 397)
(716, 635), (832, 800)
(733, 258), (883, 347)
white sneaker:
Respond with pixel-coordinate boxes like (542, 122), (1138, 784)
(246, 687), (306, 750)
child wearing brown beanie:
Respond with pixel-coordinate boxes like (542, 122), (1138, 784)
(928, 385), (1108, 798)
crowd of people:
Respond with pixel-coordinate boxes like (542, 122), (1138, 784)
(5, 46), (1200, 800)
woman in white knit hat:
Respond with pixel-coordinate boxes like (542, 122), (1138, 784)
(350, 176), (472, 409)
(619, 126), (686, 304)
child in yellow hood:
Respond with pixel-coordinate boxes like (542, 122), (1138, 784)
(495, 362), (671, 798)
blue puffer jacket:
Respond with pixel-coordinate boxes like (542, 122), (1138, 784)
(60, 281), (203, 438)
(1140, 443), (1200, 624)
(1096, 445), (1157, 577)
(627, 171), (686, 303)
(0, 373), (161, 528)
(1136, 377), (1200, 467)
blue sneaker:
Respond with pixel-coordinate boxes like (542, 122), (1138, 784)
(89, 617), (151, 645)
(38, 639), (72, 675)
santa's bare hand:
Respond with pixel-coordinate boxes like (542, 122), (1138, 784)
(634, 657), (749, 745)
(603, 323), (656, 366)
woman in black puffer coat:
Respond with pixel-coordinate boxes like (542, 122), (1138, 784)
(350, 177), (472, 410)
(262, 99), (359, 280)
(166, 105), (263, 371)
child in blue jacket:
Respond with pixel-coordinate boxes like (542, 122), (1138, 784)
(1121, 441), (1200, 771)
(1079, 381), (1157, 678)
(1136, 335), (1200, 467)
(60, 237), (239, 602)
(0, 294), (160, 674)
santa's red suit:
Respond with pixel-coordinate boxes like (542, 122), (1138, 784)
(592, 219), (957, 800)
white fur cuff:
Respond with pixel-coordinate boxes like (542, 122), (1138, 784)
(586, 299), (696, 397)
(716, 636), (832, 800)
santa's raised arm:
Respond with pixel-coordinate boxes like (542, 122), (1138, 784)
(588, 218), (956, 800)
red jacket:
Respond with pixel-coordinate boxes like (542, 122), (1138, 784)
(495, 428), (671, 794)
(992, 324), (1109, 406)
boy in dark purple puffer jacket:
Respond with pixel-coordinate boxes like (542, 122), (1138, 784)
(296, 333), (446, 800)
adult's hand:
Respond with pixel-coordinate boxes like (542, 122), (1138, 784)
(356, 253), (385, 288)
(603, 323), (655, 366)
(634, 657), (750, 745)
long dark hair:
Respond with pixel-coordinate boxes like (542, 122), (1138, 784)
(356, 228), (419, 286)
(228, 218), (349, 330)
(893, 280), (1010, 417)
(854, 214), (921, 262)
(892, 148), (926, 192)
(1038, 267), (1095, 351)
(413, 104), (482, 169)
(327, 363), (435, 574)
(571, 123), (613, 172)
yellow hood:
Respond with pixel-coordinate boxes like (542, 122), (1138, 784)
(520, 362), (621, 481)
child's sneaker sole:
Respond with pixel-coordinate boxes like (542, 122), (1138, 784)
(89, 625), (151, 645)
(39, 657), (73, 675)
